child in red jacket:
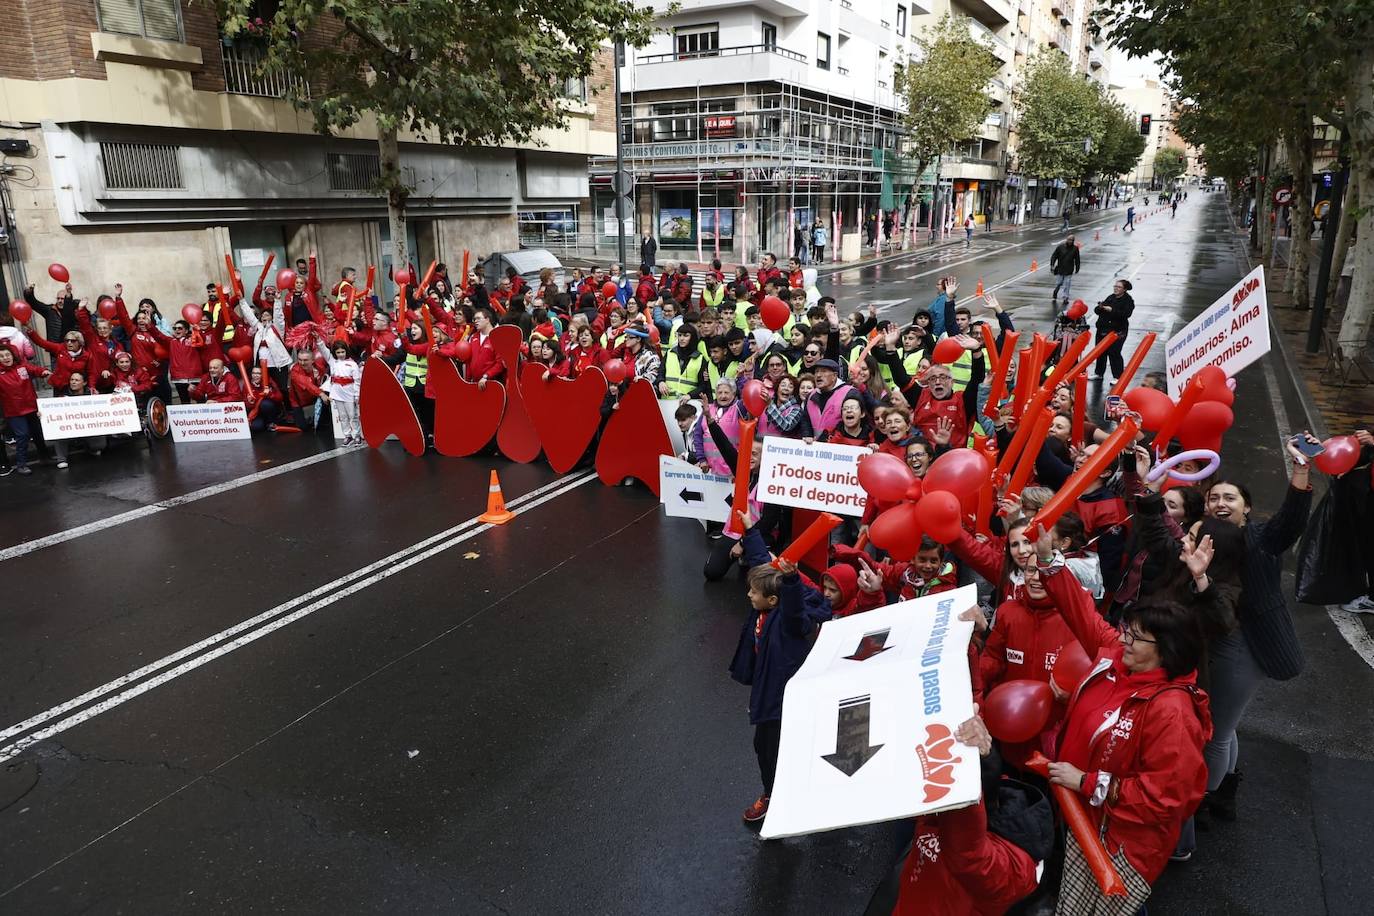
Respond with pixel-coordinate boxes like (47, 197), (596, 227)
(0, 344), (51, 475)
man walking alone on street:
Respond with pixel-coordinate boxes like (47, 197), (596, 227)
(1050, 235), (1080, 304)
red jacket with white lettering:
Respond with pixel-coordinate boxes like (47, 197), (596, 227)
(191, 370), (243, 403)
(0, 355), (48, 416)
(289, 360), (327, 407)
(1046, 561), (1211, 884)
(31, 336), (99, 391)
(894, 798), (1040, 916)
(465, 332), (504, 382)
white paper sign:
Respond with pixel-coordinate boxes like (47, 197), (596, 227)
(167, 402), (251, 442)
(38, 392), (141, 440)
(1164, 265), (1270, 398)
(761, 586), (981, 839)
(659, 456), (733, 523)
(757, 436), (870, 517)
(236, 247), (267, 268)
(659, 398), (701, 459)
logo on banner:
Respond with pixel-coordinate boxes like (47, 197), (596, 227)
(916, 723), (963, 803)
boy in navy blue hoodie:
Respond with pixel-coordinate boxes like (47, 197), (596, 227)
(728, 512), (833, 824)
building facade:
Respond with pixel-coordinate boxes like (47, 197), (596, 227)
(0, 0), (613, 309)
(1110, 78), (1184, 191)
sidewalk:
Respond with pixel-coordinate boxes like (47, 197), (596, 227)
(1258, 234), (1373, 438)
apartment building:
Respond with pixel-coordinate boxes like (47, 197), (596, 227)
(0, 0), (613, 308)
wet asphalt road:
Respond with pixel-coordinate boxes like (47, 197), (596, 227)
(2, 195), (1371, 915)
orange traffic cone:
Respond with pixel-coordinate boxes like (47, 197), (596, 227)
(976, 277), (984, 296)
(1031, 259), (1038, 272)
(479, 469), (515, 524)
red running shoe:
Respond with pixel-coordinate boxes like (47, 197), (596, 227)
(742, 795), (770, 824)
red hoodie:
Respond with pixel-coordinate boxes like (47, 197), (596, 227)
(821, 564), (860, 618)
(0, 352), (47, 416)
(894, 798), (1040, 916)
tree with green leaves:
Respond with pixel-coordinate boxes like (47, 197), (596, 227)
(1083, 91), (1146, 196)
(896, 13), (1001, 228)
(1015, 49), (1108, 210)
(1154, 147), (1187, 187)
(213, 0), (656, 271)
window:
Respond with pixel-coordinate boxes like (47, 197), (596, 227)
(762, 22), (777, 49)
(675, 24), (719, 59)
(326, 152), (381, 191)
(96, 0), (183, 41)
(651, 102), (698, 141)
(896, 5), (907, 36)
(563, 76), (587, 102)
(817, 32), (831, 71)
(100, 142), (183, 190)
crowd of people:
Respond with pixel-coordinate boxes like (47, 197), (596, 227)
(4, 241), (1373, 915)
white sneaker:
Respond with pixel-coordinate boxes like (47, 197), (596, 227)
(1340, 595), (1374, 614)
(57, 460), (69, 469)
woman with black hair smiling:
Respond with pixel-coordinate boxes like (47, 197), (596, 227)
(1092, 278), (1135, 382)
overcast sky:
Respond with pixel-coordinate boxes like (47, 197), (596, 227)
(1109, 47), (1165, 86)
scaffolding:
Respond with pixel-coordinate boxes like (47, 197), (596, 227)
(590, 75), (935, 264)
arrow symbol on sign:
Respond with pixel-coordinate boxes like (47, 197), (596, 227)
(822, 695), (884, 777)
(845, 629), (892, 661)
(680, 488), (703, 503)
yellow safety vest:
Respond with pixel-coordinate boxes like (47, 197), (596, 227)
(880, 349), (924, 388)
(208, 300), (235, 343)
(663, 351), (705, 397)
(701, 286), (725, 309)
(950, 349), (973, 392)
(403, 351), (428, 387)
(708, 359), (740, 390)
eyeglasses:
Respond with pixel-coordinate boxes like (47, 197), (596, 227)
(1121, 629), (1157, 646)
(805, 349), (821, 356)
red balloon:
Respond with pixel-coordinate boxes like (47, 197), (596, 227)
(1192, 365), (1234, 406)
(914, 489), (962, 543)
(602, 358), (628, 384)
(1177, 401), (1234, 452)
(181, 303), (203, 325)
(869, 503), (923, 561)
(1066, 299), (1088, 320)
(1314, 435), (1360, 475)
(601, 281), (619, 299)
(761, 295), (790, 331)
(904, 478), (924, 502)
(923, 448), (990, 501)
(48, 263), (70, 283)
(1051, 641), (1094, 693)
(226, 345), (251, 364)
(8, 300), (33, 324)
(452, 340), (472, 363)
(275, 268), (297, 291)
(858, 452), (916, 502)
(741, 378), (768, 417)
(153, 343), (169, 361)
(982, 679), (1055, 743)
(394, 267), (414, 287)
(1122, 386), (1173, 432)
(932, 337), (965, 365)
(97, 298), (118, 320)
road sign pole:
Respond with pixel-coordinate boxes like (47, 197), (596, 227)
(1308, 151), (1348, 352)
(613, 41), (627, 267)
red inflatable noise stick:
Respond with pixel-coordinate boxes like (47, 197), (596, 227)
(1024, 752), (1128, 898)
(772, 512), (842, 569)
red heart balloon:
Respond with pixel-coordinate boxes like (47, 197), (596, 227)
(490, 325), (541, 463)
(1314, 435), (1360, 475)
(857, 452), (915, 502)
(182, 303), (204, 325)
(914, 489), (963, 543)
(521, 363), (608, 473)
(430, 353), (504, 457)
(1177, 400), (1233, 452)
(923, 448), (990, 501)
(1066, 299), (1088, 320)
(452, 340), (472, 363)
(394, 267), (413, 287)
(595, 378), (674, 495)
(869, 503), (923, 561)
(932, 337), (965, 365)
(359, 355), (425, 455)
(226, 345), (251, 364)
(1122, 387), (1173, 432)
(982, 679), (1054, 743)
(761, 296), (790, 331)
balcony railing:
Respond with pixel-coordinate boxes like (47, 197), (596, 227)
(221, 42), (309, 99)
(639, 43), (807, 64)
(838, 65), (850, 75)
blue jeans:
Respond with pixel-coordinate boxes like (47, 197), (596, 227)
(1053, 273), (1074, 301)
(1203, 630), (1266, 790)
(7, 412), (44, 467)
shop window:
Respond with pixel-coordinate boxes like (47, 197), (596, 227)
(656, 190), (698, 250)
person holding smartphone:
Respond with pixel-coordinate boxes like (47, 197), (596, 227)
(1092, 279), (1135, 381)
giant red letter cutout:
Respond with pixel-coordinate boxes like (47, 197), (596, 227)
(595, 380), (673, 495)
(491, 325), (540, 463)
(431, 353), (504, 457)
(521, 364), (608, 474)
(359, 356), (425, 455)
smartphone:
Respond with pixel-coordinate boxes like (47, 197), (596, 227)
(1289, 435), (1324, 458)
(1105, 395), (1126, 420)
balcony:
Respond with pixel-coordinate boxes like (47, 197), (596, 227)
(632, 43), (810, 92)
(968, 19), (1013, 61)
(961, 0), (1013, 26)
(221, 42), (309, 99)
(646, 0), (808, 16)
(1048, 30), (1068, 50)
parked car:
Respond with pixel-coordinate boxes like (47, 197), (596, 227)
(481, 249), (565, 292)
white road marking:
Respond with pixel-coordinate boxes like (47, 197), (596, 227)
(0, 448), (356, 563)
(0, 471), (596, 760)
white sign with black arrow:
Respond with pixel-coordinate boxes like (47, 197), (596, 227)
(658, 455), (734, 524)
(760, 585), (981, 839)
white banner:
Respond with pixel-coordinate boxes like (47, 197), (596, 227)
(167, 402), (251, 442)
(761, 586), (981, 839)
(659, 398), (701, 460)
(757, 437), (870, 517)
(658, 456), (733, 523)
(38, 392), (141, 440)
(1164, 265), (1270, 398)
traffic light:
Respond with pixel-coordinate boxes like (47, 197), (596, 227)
(1139, 114), (1152, 135)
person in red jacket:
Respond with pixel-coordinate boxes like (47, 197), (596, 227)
(466, 307), (505, 388)
(31, 327), (99, 396)
(819, 563), (860, 618)
(634, 266), (658, 310)
(110, 351), (156, 398)
(288, 347), (330, 430)
(756, 252), (782, 296)
(0, 344), (51, 474)
(245, 364), (284, 433)
(1038, 528), (1211, 912)
(164, 320), (204, 403)
(890, 713), (1053, 916)
(191, 358), (244, 403)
